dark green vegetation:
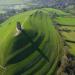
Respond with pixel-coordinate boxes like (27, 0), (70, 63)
(0, 8), (75, 75)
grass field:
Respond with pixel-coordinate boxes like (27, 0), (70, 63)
(0, 8), (75, 75)
(0, 8), (64, 75)
(55, 17), (75, 25)
(57, 21), (75, 56)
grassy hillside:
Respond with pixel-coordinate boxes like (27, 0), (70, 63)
(55, 15), (75, 56)
(0, 9), (64, 75)
(0, 7), (75, 75)
(55, 17), (75, 25)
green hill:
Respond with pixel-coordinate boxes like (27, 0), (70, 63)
(0, 8), (75, 75)
(55, 16), (75, 56)
(0, 8), (64, 75)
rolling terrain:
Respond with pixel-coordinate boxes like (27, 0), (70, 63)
(0, 8), (75, 75)
(55, 16), (75, 55)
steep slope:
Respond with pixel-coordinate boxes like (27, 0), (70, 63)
(55, 16), (75, 56)
(0, 9), (64, 75)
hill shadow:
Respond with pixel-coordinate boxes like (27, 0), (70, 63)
(5, 29), (49, 66)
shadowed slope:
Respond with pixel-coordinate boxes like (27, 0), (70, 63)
(0, 9), (64, 75)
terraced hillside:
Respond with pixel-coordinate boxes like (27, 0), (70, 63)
(0, 8), (75, 75)
(55, 17), (75, 56)
(0, 9), (64, 75)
